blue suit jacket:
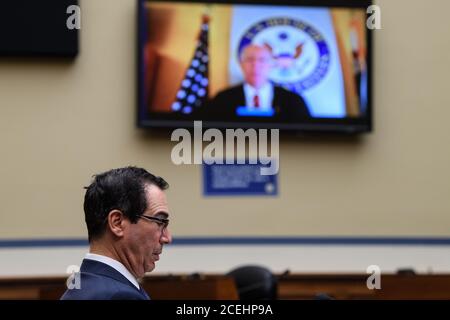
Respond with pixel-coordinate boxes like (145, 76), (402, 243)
(60, 259), (150, 300)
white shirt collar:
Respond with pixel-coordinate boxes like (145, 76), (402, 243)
(243, 82), (274, 111)
(85, 253), (140, 289)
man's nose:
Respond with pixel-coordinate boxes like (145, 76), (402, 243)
(160, 228), (172, 244)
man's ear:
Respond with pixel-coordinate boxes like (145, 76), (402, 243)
(107, 210), (125, 237)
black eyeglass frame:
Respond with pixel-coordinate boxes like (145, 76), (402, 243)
(139, 214), (169, 230)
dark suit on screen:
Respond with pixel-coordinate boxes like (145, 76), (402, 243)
(204, 84), (310, 121)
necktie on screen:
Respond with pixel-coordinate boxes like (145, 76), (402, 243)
(253, 94), (260, 108)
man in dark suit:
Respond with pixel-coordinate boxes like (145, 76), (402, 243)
(206, 44), (310, 121)
(61, 167), (172, 300)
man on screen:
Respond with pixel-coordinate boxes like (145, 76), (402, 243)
(61, 166), (172, 300)
(206, 44), (310, 120)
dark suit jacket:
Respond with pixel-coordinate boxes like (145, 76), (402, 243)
(203, 84), (310, 121)
(60, 259), (150, 300)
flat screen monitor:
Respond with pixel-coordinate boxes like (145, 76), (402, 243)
(0, 0), (79, 57)
(138, 0), (372, 133)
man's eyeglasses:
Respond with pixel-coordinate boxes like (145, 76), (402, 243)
(139, 214), (169, 231)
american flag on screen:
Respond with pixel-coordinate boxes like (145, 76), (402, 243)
(171, 15), (210, 114)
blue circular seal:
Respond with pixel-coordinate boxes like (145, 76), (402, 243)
(238, 17), (331, 93)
